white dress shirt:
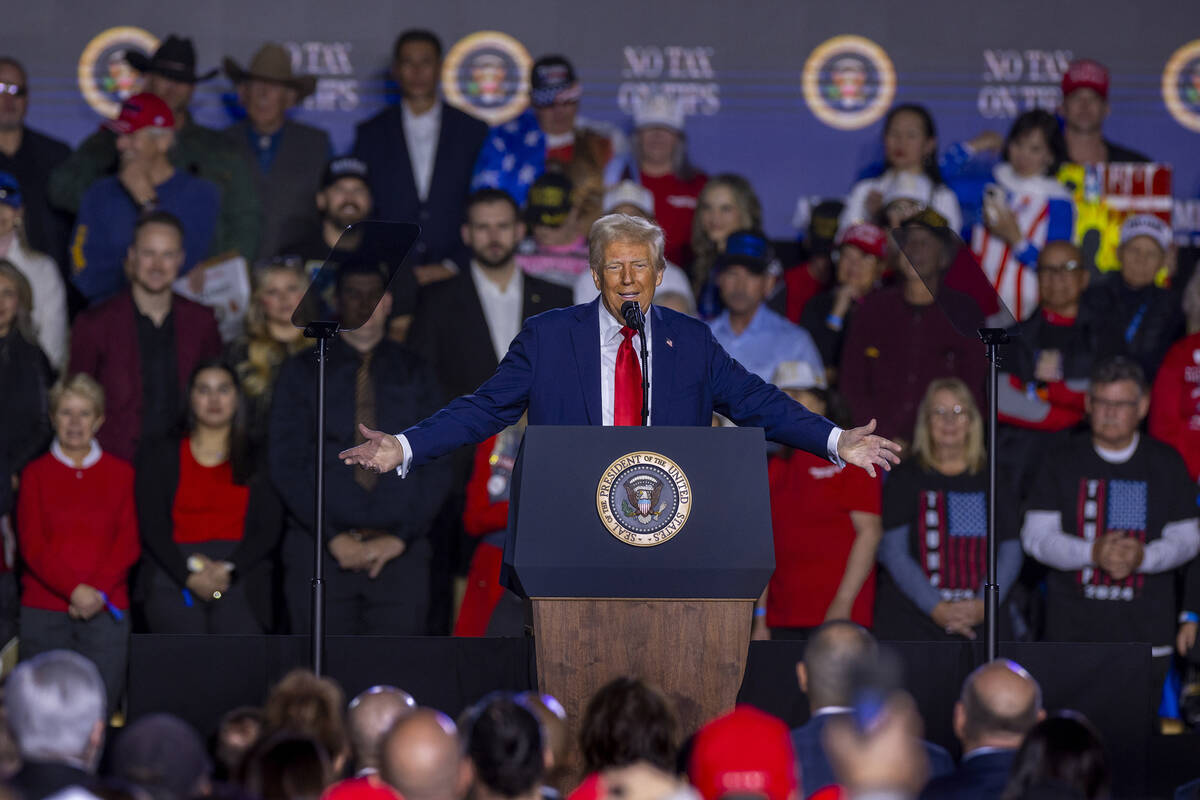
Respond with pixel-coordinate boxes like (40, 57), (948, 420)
(470, 261), (524, 364)
(598, 301), (652, 425)
(402, 101), (441, 202)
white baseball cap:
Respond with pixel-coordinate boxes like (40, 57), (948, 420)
(771, 360), (827, 391)
(1119, 214), (1171, 252)
(633, 93), (685, 133)
(604, 180), (656, 216)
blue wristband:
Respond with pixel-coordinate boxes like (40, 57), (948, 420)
(825, 314), (844, 331)
(1181, 611), (1199, 624)
(754, 606), (767, 618)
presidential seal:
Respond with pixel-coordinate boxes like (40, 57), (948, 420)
(802, 35), (896, 131)
(596, 451), (692, 547)
(442, 31), (532, 126)
(77, 26), (159, 118)
(1163, 40), (1200, 133)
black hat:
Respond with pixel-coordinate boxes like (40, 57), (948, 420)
(126, 35), (217, 84)
(321, 156), (370, 190)
(525, 172), (573, 228)
(111, 713), (212, 800)
(807, 199), (845, 256)
(714, 229), (771, 274)
(530, 55), (580, 108)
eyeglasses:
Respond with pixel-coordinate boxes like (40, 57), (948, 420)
(1039, 260), (1079, 276)
(0, 82), (27, 97)
(930, 405), (967, 418)
(1089, 397), (1140, 411)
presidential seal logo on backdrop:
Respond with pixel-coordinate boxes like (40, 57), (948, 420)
(596, 451), (691, 547)
(443, 31), (532, 126)
(78, 27), (159, 118)
(1163, 39), (1200, 133)
(802, 35), (895, 130)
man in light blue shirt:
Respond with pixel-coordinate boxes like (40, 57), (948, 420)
(708, 229), (824, 381)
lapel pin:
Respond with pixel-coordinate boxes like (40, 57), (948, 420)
(666, 338), (673, 348)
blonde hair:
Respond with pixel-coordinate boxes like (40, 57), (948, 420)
(49, 373), (105, 418)
(588, 213), (666, 274)
(237, 261), (312, 400)
(911, 377), (985, 474)
(0, 260), (34, 341)
(689, 174), (762, 295)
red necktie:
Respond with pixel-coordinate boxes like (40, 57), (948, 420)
(614, 326), (643, 426)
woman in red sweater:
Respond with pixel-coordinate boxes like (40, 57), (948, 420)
(136, 360), (281, 633)
(17, 373), (139, 714)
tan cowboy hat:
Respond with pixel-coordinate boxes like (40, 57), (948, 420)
(223, 43), (317, 99)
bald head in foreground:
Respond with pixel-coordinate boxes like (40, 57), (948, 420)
(381, 708), (472, 800)
(921, 659), (1044, 800)
(347, 686), (416, 775)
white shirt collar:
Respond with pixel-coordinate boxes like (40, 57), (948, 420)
(51, 439), (102, 469)
(1095, 432), (1139, 464)
(598, 299), (651, 344)
(470, 261), (522, 298)
(401, 99), (441, 126)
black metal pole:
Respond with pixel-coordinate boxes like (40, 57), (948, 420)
(640, 331), (650, 426)
(310, 332), (331, 675)
(984, 340), (1000, 662)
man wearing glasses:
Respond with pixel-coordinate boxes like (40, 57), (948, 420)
(0, 57), (72, 272)
(1021, 356), (1200, 718)
(996, 241), (1100, 495)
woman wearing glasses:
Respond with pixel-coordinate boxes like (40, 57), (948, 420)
(873, 377), (1024, 640)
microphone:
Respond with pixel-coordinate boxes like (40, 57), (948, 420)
(620, 300), (645, 332)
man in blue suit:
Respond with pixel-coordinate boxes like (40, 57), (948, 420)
(920, 660), (1044, 800)
(791, 621), (954, 797)
(340, 214), (900, 478)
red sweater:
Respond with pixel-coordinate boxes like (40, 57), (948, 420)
(17, 449), (140, 611)
(1150, 331), (1200, 481)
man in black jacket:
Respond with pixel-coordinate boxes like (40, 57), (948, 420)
(920, 661), (1044, 800)
(6, 650), (106, 800)
(353, 30), (488, 286)
(268, 262), (451, 635)
(406, 188), (572, 633)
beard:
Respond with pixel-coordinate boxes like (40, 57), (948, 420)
(327, 202), (366, 230)
(473, 241), (517, 269)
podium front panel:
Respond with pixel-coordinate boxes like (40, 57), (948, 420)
(505, 425), (776, 599)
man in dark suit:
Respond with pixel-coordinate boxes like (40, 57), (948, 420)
(790, 621), (954, 797)
(920, 660), (1044, 800)
(340, 213), (899, 479)
(353, 30), (488, 286)
(406, 187), (571, 632)
(223, 43), (331, 262)
(6, 650), (106, 800)
(69, 211), (222, 462)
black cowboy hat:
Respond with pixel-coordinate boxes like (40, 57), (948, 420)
(126, 34), (218, 84)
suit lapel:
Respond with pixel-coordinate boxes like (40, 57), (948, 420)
(426, 102), (455, 204)
(387, 107), (420, 205)
(459, 271), (499, 371)
(650, 304), (676, 426)
(571, 299), (602, 425)
(520, 275), (547, 321)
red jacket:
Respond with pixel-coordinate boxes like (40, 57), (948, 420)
(1149, 331), (1200, 481)
(17, 449), (140, 611)
(68, 290), (221, 462)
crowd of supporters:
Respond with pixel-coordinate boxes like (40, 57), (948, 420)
(1, 24), (1200, 800)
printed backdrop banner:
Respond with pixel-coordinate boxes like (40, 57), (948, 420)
(4, 0), (1199, 238)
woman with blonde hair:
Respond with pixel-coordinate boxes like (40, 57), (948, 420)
(874, 377), (1024, 641)
(688, 174), (766, 318)
(227, 259), (312, 457)
(17, 373), (139, 714)
(0, 172), (67, 370)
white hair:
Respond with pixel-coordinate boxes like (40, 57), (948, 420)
(7, 650), (106, 766)
(587, 213), (666, 274)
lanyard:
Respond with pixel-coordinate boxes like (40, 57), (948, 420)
(1124, 302), (1149, 345)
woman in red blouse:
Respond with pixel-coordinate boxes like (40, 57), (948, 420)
(17, 373), (138, 714)
(136, 360), (280, 633)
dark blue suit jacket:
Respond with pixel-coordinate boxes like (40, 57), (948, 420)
(352, 102), (487, 265)
(791, 712), (955, 798)
(919, 749), (1016, 800)
(403, 299), (836, 468)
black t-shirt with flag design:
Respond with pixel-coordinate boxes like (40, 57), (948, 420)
(1025, 433), (1196, 647)
(874, 460), (1018, 641)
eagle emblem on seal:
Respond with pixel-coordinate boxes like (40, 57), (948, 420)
(622, 475), (666, 524)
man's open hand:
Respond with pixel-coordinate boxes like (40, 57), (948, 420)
(837, 419), (902, 478)
(339, 425), (405, 475)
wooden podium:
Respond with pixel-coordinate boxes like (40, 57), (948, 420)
(504, 426), (774, 740)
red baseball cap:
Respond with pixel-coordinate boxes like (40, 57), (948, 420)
(689, 707), (798, 800)
(837, 223), (887, 260)
(104, 92), (175, 134)
(1061, 59), (1109, 100)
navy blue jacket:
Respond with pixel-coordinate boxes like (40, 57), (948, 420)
(403, 299), (837, 469)
(920, 749), (1017, 800)
(352, 102), (488, 266)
